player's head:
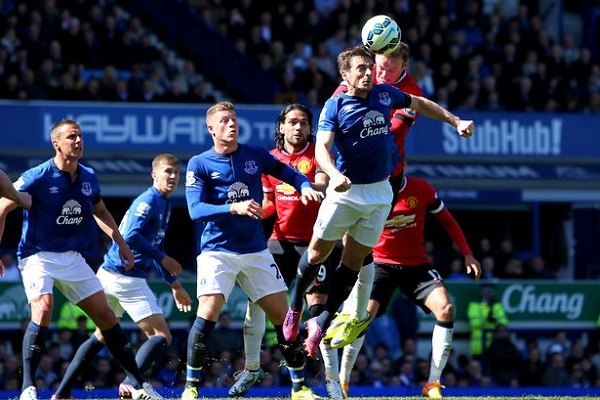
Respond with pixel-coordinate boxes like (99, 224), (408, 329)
(152, 153), (180, 196)
(274, 103), (313, 151)
(375, 42), (410, 85)
(50, 119), (83, 160)
(206, 101), (238, 147)
(337, 46), (374, 73)
(337, 47), (375, 95)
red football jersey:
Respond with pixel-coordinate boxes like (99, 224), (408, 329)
(378, 66), (423, 177)
(373, 176), (442, 265)
(262, 143), (321, 242)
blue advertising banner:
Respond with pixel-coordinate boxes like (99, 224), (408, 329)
(1, 101), (599, 160)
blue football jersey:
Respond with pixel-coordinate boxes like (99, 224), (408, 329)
(101, 186), (176, 283)
(15, 159), (101, 259)
(318, 84), (410, 183)
(185, 144), (311, 254)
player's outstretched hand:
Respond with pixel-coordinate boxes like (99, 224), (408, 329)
(457, 120), (475, 138)
(162, 255), (183, 276)
(300, 187), (325, 205)
(465, 255), (482, 279)
(230, 199), (264, 220)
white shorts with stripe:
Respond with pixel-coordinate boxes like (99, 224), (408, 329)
(96, 267), (163, 323)
(313, 179), (393, 248)
(18, 251), (103, 304)
(195, 248), (287, 303)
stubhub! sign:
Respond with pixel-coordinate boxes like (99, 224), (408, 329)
(0, 101), (598, 159)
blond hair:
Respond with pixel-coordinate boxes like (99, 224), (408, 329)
(384, 42), (410, 61)
(152, 153), (179, 170)
(206, 101), (235, 120)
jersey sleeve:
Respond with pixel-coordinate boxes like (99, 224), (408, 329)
(153, 260), (177, 285)
(317, 97), (339, 133)
(124, 195), (165, 263)
(260, 148), (311, 193)
(185, 156), (232, 221)
(262, 173), (274, 193)
(14, 169), (38, 196)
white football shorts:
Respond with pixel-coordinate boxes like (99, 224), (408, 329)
(313, 179), (393, 248)
(96, 267), (162, 322)
(18, 251), (103, 304)
(196, 248), (287, 303)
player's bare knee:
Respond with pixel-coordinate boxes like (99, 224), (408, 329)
(438, 302), (454, 322)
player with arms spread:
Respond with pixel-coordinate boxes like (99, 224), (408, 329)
(321, 41), (425, 398)
(283, 46), (475, 358)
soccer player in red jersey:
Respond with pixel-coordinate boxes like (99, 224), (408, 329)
(228, 103), (329, 397)
(339, 176), (482, 399)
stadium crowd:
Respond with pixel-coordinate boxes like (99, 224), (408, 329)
(1, 234), (599, 391)
(0, 0), (598, 112)
(1, 0), (600, 395)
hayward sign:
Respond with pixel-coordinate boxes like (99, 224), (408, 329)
(0, 281), (597, 331)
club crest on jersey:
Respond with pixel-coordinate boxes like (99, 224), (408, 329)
(407, 196), (419, 208)
(244, 160), (258, 175)
(226, 182), (250, 203)
(296, 159), (311, 174)
(81, 182), (92, 196)
(378, 92), (391, 106)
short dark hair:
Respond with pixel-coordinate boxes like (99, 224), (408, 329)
(337, 46), (374, 73)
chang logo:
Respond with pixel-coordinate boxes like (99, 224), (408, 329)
(56, 199), (84, 225)
(226, 182), (250, 203)
(360, 110), (388, 138)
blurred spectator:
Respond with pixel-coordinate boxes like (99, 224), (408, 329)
(467, 284), (509, 358)
(391, 294), (419, 348)
(495, 239), (515, 277)
(520, 341), (545, 386)
(207, 311), (243, 359)
(480, 256), (498, 281)
(542, 351), (570, 387)
(525, 255), (556, 279)
(365, 314), (401, 362)
(546, 330), (572, 360)
(446, 257), (471, 280)
(473, 238), (493, 261)
(486, 326), (522, 386)
(503, 257), (526, 279)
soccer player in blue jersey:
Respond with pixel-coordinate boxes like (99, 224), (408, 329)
(0, 119), (163, 400)
(181, 102), (324, 400)
(282, 46), (475, 357)
(52, 153), (192, 400)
